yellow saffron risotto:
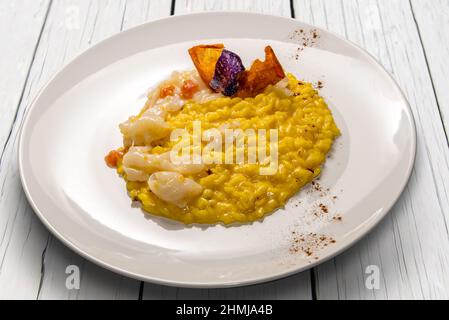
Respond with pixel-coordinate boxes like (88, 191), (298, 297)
(115, 73), (340, 225)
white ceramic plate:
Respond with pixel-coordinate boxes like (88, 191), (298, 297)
(19, 12), (416, 287)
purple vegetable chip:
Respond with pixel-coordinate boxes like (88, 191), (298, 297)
(210, 49), (245, 96)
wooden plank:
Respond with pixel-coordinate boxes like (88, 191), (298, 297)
(0, 0), (171, 300)
(410, 0), (449, 143)
(142, 0), (312, 301)
(121, 0), (173, 29)
(0, 0), (50, 161)
(0, 0), (51, 301)
(143, 277), (312, 300)
(36, 236), (138, 299)
(294, 0), (449, 299)
(174, 0), (291, 16)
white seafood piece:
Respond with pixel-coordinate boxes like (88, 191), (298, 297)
(155, 95), (185, 113)
(192, 91), (222, 104)
(121, 147), (151, 181)
(142, 105), (167, 118)
(148, 172), (203, 208)
(122, 147), (205, 179)
(122, 146), (152, 167)
(139, 84), (188, 120)
(141, 70), (219, 117)
(123, 167), (149, 182)
(119, 114), (170, 147)
(275, 77), (289, 88)
(273, 77), (293, 96)
(154, 152), (205, 174)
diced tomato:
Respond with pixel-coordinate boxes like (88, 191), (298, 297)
(180, 80), (199, 99)
(159, 85), (176, 99)
(105, 150), (123, 168)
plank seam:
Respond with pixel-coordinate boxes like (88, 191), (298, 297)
(88, 7), (100, 44)
(409, 0), (449, 146)
(170, 0), (175, 15)
(79, 0), (93, 46)
(339, 0), (349, 39)
(291, 0), (316, 301)
(310, 268), (317, 300)
(36, 234), (51, 299)
(290, 0), (296, 18)
(322, 0), (330, 30)
(333, 258), (340, 299)
(375, 0), (394, 72)
(120, 0), (128, 32)
(138, 281), (144, 300)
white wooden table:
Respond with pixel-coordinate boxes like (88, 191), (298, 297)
(1, 0), (448, 300)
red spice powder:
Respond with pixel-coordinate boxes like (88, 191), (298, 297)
(289, 232), (336, 257)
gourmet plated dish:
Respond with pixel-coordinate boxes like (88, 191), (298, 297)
(105, 44), (340, 225)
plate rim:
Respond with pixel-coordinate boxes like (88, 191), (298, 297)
(18, 11), (417, 288)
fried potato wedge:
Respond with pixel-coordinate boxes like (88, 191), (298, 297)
(188, 44), (224, 85)
(237, 46), (285, 98)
